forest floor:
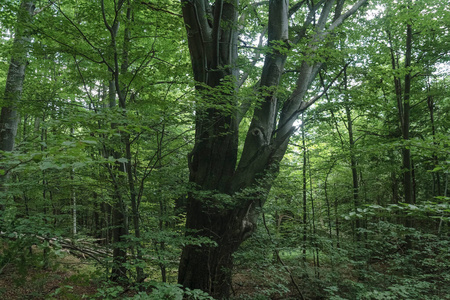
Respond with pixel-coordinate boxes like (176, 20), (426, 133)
(0, 252), (99, 299)
(0, 250), (298, 299)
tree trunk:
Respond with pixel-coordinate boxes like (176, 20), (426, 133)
(0, 0), (35, 152)
(0, 1), (35, 212)
(105, 75), (129, 283)
(100, 0), (146, 283)
(302, 115), (308, 263)
(334, 184), (341, 248)
(402, 21), (413, 249)
(110, 192), (128, 283)
(402, 23), (413, 204)
(343, 67), (361, 241)
(427, 83), (441, 196)
(179, 1), (368, 297)
(178, 197), (253, 298)
(389, 11), (413, 247)
(389, 21), (413, 207)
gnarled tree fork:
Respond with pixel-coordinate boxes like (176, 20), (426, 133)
(178, 0), (368, 298)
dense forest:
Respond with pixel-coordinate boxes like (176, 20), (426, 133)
(0, 0), (449, 299)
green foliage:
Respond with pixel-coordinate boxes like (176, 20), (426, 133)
(94, 282), (213, 300)
(0, 0), (448, 298)
(129, 283), (213, 300)
(94, 283), (125, 299)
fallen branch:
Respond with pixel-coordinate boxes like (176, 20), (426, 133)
(1, 232), (111, 264)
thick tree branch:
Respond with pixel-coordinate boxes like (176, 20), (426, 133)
(299, 62), (350, 111)
(34, 0), (54, 16)
(277, 0), (368, 148)
(141, 2), (183, 17)
(292, 0), (325, 43)
(328, 0), (368, 31)
(289, 0), (307, 16)
(212, 0), (224, 69)
(275, 62), (349, 143)
(237, 27), (267, 88)
(181, 0), (212, 83)
(232, 0), (290, 194)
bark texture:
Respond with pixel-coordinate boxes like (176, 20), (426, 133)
(0, 1), (35, 152)
(179, 0), (368, 298)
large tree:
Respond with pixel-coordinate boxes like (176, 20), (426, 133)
(178, 0), (368, 298)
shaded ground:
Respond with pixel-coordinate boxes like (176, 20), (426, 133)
(0, 250), (299, 299)
(232, 270), (300, 300)
(0, 253), (99, 299)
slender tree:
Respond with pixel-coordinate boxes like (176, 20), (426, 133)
(0, 0), (35, 215)
(0, 0), (35, 152)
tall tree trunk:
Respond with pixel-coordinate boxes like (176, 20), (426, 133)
(343, 68), (361, 241)
(308, 151), (320, 276)
(110, 188), (129, 283)
(402, 22), (413, 208)
(105, 72), (128, 282)
(101, 0), (145, 283)
(302, 115), (308, 263)
(41, 121), (50, 269)
(0, 1), (35, 212)
(0, 0), (35, 152)
(106, 78), (129, 283)
(402, 21), (413, 249)
(324, 160), (335, 243)
(178, 1), (242, 297)
(179, 1), (368, 297)
(120, 1), (145, 283)
(71, 168), (77, 236)
(334, 183), (341, 248)
(389, 10), (413, 248)
(427, 82), (441, 196)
